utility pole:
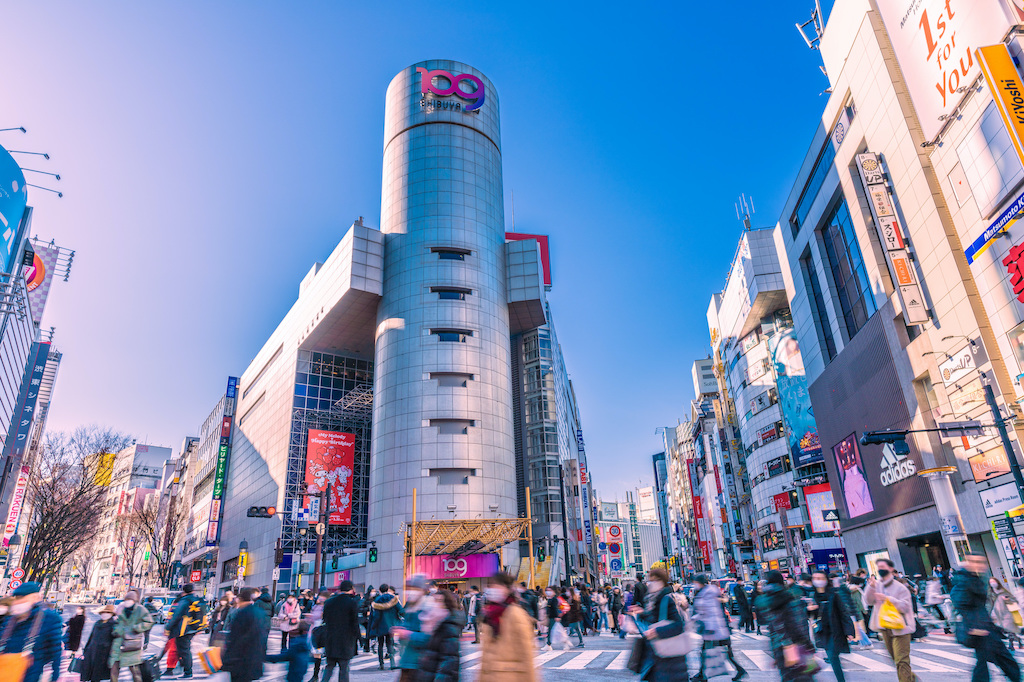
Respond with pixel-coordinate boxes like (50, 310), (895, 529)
(984, 381), (1024, 501)
(312, 484), (330, 591)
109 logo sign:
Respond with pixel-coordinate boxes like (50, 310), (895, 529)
(418, 67), (485, 112)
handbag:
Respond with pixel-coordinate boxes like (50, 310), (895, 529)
(199, 647), (222, 674)
(0, 608), (46, 682)
(878, 598), (906, 630)
(626, 636), (648, 674)
(68, 656), (84, 673)
(650, 594), (701, 658)
(121, 631), (144, 652)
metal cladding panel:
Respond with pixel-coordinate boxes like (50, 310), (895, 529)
(808, 307), (932, 530)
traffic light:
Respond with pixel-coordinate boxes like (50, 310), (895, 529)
(275, 547), (285, 565)
(537, 545), (546, 562)
(247, 506), (277, 518)
(332, 555), (338, 570)
(859, 431), (910, 455)
(368, 547), (378, 563)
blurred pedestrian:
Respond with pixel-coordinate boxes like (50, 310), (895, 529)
(754, 570), (815, 682)
(542, 587), (559, 650)
(610, 586), (623, 635)
(689, 572), (745, 682)
(416, 590), (463, 682)
(810, 570), (854, 682)
(221, 586), (269, 682)
(109, 589), (154, 682)
(368, 583), (404, 670)
(80, 604), (116, 682)
(306, 589), (329, 682)
(360, 586), (377, 653)
(595, 588), (609, 632)
(733, 582), (753, 633)
(256, 587), (275, 621)
(167, 583), (205, 679)
(952, 553), (1020, 682)
(989, 575), (1021, 651)
(463, 585), (482, 644)
(629, 567), (688, 682)
(65, 605), (86, 653)
(277, 593), (302, 652)
(477, 571), (536, 681)
(392, 575), (430, 682)
(562, 589), (584, 648)
(844, 574), (872, 646)
(209, 593), (233, 647)
(265, 619), (311, 682)
(322, 580), (360, 682)
(864, 558), (915, 682)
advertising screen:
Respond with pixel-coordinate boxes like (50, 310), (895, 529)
(305, 429), (355, 525)
(0, 145), (27, 274)
(832, 434), (874, 519)
(770, 330), (822, 467)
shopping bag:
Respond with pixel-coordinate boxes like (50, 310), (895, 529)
(878, 598), (906, 630)
(1010, 604), (1023, 628)
(165, 637), (179, 669)
(626, 636), (648, 674)
(550, 622), (569, 648)
(0, 653), (31, 682)
(704, 646), (729, 679)
(199, 647), (222, 674)
(68, 655), (84, 672)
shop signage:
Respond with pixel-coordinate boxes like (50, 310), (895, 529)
(970, 447), (1012, 482)
(407, 553), (500, 579)
(758, 423), (781, 446)
(766, 456), (787, 478)
(951, 378), (986, 414)
(772, 492), (792, 512)
(978, 44), (1024, 168)
(207, 376), (239, 545)
(981, 482), (1022, 518)
(875, 0), (1010, 140)
(750, 390), (772, 415)
(418, 67), (485, 112)
(993, 517), (1015, 540)
(305, 429), (356, 525)
(1004, 242), (1024, 304)
(740, 331), (760, 354)
(966, 190), (1024, 264)
(879, 442), (918, 486)
(939, 345), (976, 386)
(2, 342), (51, 463)
(2, 467), (28, 548)
(854, 153), (929, 323)
(0, 145), (27, 274)
(747, 359), (767, 383)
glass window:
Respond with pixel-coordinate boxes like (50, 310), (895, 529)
(820, 199), (877, 340)
(791, 141), (837, 235)
(957, 102), (1024, 217)
(431, 329), (472, 342)
(430, 286), (471, 300)
(431, 247), (470, 260)
(801, 253), (837, 361)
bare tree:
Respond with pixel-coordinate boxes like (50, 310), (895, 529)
(113, 511), (147, 590)
(135, 498), (180, 588)
(72, 541), (97, 591)
(20, 426), (133, 584)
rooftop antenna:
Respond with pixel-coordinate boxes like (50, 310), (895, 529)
(735, 193), (755, 229)
(796, 1), (829, 82)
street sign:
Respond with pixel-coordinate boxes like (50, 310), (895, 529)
(939, 420), (986, 438)
(272, 568), (280, 581)
(316, 521), (326, 536)
(11, 568), (25, 580)
(822, 509), (840, 522)
(9, 579), (21, 590)
(190, 570), (202, 583)
(238, 566), (246, 577)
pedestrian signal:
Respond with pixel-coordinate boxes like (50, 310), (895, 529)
(537, 545), (546, 562)
(368, 547), (378, 563)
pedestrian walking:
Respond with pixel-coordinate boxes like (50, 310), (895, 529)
(756, 571), (818, 681)
(265, 619), (311, 682)
(415, 590), (463, 682)
(542, 587), (560, 650)
(476, 571), (536, 681)
(80, 604), (116, 682)
(65, 605), (86, 653)
(221, 587), (269, 682)
(368, 583), (404, 670)
(581, 586), (594, 636)
(463, 585), (482, 643)
(689, 572), (746, 682)
(750, 581), (765, 635)
(359, 586), (377, 654)
(864, 558), (915, 682)
(277, 593), (302, 652)
(809, 570), (854, 682)
(629, 567), (688, 682)
(924, 577), (951, 633)
(109, 590), (154, 682)
(321, 580), (361, 682)
(733, 583), (754, 633)
(952, 553), (1021, 682)
(209, 594), (233, 647)
(595, 589), (609, 632)
(844, 574), (873, 646)
(306, 589), (329, 682)
(392, 575), (430, 682)
(610, 586), (624, 635)
(562, 589), (585, 648)
(166, 582), (205, 679)
(989, 576), (1022, 651)
(516, 582), (539, 624)
(256, 587), (275, 620)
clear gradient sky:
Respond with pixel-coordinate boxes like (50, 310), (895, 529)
(2, 1), (834, 498)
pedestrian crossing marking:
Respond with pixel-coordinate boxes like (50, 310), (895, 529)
(533, 650), (568, 665)
(909, 654), (958, 672)
(607, 650), (630, 670)
(839, 652), (893, 671)
(914, 647), (977, 665)
(738, 649), (776, 671)
(554, 649), (601, 669)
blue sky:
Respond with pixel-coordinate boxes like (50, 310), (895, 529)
(3, 1), (834, 498)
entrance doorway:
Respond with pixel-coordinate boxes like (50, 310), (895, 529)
(896, 532), (949, 576)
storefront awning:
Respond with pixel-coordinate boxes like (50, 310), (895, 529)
(410, 518), (531, 556)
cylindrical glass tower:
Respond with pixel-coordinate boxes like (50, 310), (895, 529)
(368, 60), (517, 588)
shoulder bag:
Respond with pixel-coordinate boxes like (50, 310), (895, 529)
(650, 594), (702, 658)
(0, 608), (46, 682)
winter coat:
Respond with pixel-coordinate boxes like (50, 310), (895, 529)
(561, 598), (582, 625)
(265, 629), (311, 682)
(256, 592), (275, 619)
(639, 587), (688, 682)
(322, 592), (360, 660)
(167, 593), (204, 638)
(222, 603), (269, 681)
(952, 569), (997, 647)
(0, 603), (63, 682)
(864, 576), (916, 636)
(693, 583), (729, 642)
(754, 584), (812, 666)
(733, 585), (752, 619)
(65, 613), (86, 651)
(368, 593), (404, 638)
(80, 618), (115, 681)
(398, 601), (429, 670)
(610, 591), (623, 610)
(812, 588), (854, 654)
(633, 582), (648, 609)
(544, 594), (560, 624)
(416, 611), (464, 682)
(519, 590), (539, 620)
(109, 604), (154, 669)
(991, 592), (1020, 633)
(478, 602), (536, 682)
(277, 600), (302, 632)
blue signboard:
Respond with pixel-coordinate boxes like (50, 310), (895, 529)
(966, 191), (1024, 264)
(609, 558), (623, 572)
(1, 342), (50, 461)
(0, 145), (27, 274)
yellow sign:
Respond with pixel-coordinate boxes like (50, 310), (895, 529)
(238, 549), (248, 572)
(93, 452), (115, 486)
(978, 44), (1024, 167)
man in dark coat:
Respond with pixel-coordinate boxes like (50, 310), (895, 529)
(166, 582), (205, 679)
(2, 581), (63, 682)
(367, 583), (404, 670)
(222, 587), (270, 682)
(322, 580), (361, 682)
(733, 583), (754, 633)
(952, 553), (1021, 682)
(256, 587), (275, 619)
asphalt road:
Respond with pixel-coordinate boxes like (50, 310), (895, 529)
(60, 604), (996, 681)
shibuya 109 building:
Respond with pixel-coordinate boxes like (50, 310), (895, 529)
(206, 61), (598, 594)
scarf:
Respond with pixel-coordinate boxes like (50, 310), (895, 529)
(482, 595), (517, 637)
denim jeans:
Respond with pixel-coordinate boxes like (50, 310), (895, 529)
(598, 611), (608, 631)
(567, 622), (584, 645)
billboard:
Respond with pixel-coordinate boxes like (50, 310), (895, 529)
(406, 553), (500, 580)
(769, 330), (822, 467)
(970, 448), (1012, 482)
(93, 451), (115, 486)
(0, 144), (28, 274)
(832, 434), (874, 519)
(207, 376), (238, 545)
(2, 342), (51, 462)
(23, 242), (59, 323)
(305, 429), (355, 525)
(875, 0), (1011, 140)
(978, 43), (1024, 169)
(803, 483), (841, 534)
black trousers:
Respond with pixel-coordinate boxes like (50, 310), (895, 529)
(610, 607), (621, 631)
(826, 642), (847, 682)
(377, 634), (394, 666)
(973, 633), (1021, 682)
(322, 657), (351, 682)
(175, 634), (194, 676)
(280, 630), (291, 652)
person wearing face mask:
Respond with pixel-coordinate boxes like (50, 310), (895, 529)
(166, 582), (206, 679)
(952, 553), (1021, 682)
(683, 573), (746, 682)
(809, 570), (854, 682)
(392, 575), (430, 682)
(109, 590), (154, 682)
(542, 587), (559, 650)
(864, 558), (915, 682)
(0, 582), (62, 682)
(209, 594), (232, 647)
(80, 605), (117, 682)
(987, 576), (1022, 652)
(278, 593), (302, 653)
(609, 586), (623, 636)
(625, 568), (690, 682)
(475, 571), (536, 681)
(65, 605), (86, 654)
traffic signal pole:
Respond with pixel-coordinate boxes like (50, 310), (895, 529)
(984, 381), (1024, 502)
(312, 485), (328, 591)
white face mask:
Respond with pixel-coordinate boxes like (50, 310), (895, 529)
(407, 589), (424, 602)
(813, 579), (827, 588)
(832, 578), (841, 588)
(122, 600), (135, 608)
(648, 581), (664, 593)
(11, 602), (31, 616)
(545, 591), (554, 599)
(484, 588), (505, 603)
(100, 613), (113, 621)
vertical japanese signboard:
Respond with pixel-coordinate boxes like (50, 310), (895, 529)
(2, 467), (28, 549)
(978, 44), (1024, 168)
(2, 342), (50, 465)
(206, 376), (238, 545)
(854, 154), (930, 323)
(305, 430), (355, 525)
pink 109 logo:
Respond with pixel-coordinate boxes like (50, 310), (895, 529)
(417, 67), (485, 111)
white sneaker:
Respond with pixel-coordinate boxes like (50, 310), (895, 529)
(543, 645), (552, 652)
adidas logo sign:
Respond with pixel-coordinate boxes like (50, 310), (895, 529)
(880, 443), (916, 486)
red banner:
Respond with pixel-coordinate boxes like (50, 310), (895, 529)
(773, 492), (792, 512)
(305, 430), (355, 525)
(700, 541), (711, 565)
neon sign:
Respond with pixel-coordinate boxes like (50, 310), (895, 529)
(417, 67), (485, 111)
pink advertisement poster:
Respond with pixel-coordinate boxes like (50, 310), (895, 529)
(406, 553), (500, 580)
